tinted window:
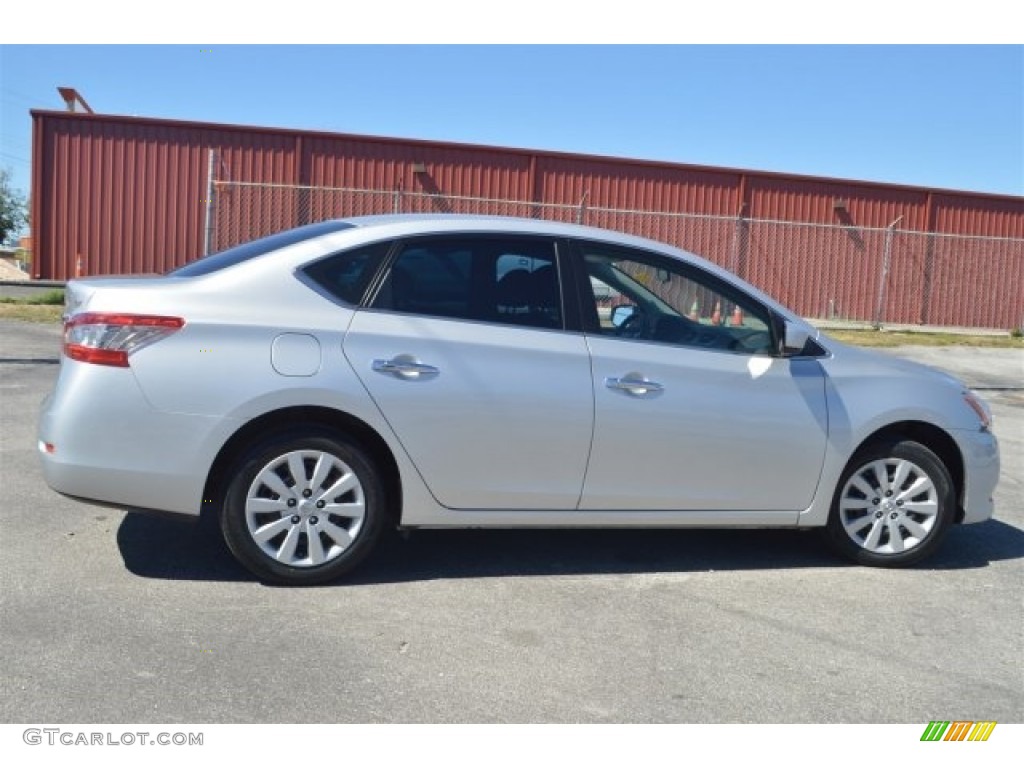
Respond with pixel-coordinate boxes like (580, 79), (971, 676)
(578, 242), (774, 355)
(372, 237), (562, 329)
(170, 221), (354, 277)
(301, 241), (391, 305)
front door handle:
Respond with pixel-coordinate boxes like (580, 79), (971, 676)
(605, 374), (664, 397)
(372, 356), (440, 380)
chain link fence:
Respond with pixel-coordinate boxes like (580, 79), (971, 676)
(209, 180), (1024, 331)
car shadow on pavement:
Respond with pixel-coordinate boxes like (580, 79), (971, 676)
(117, 512), (250, 582)
(116, 512), (1024, 585)
(924, 518), (1024, 570)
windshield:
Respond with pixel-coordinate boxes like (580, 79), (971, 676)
(170, 221), (354, 277)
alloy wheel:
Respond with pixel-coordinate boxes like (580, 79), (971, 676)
(244, 450), (366, 568)
(838, 457), (939, 555)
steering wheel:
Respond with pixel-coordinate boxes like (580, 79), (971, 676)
(647, 314), (701, 346)
(616, 307), (649, 339)
(728, 329), (771, 353)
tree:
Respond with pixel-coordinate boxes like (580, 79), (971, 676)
(0, 167), (28, 246)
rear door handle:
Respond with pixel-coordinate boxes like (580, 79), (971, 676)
(372, 356), (440, 380)
(605, 374), (664, 397)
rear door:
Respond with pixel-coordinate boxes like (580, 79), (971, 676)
(344, 235), (594, 510)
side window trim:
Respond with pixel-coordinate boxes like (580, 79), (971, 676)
(358, 239), (403, 308)
(564, 237), (604, 335)
(553, 238), (584, 333)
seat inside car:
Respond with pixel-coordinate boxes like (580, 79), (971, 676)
(496, 269), (533, 320)
(530, 264), (561, 328)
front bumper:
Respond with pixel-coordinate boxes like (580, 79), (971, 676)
(952, 427), (1000, 524)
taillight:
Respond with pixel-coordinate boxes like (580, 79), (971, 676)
(63, 313), (184, 367)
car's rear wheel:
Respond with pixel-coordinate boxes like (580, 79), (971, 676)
(825, 439), (955, 567)
(221, 431), (385, 585)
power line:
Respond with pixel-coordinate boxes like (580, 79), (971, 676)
(0, 151), (30, 165)
(0, 136), (32, 152)
(0, 86), (44, 105)
(0, 101), (34, 114)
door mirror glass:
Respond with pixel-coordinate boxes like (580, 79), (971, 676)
(783, 322), (812, 355)
(610, 304), (636, 328)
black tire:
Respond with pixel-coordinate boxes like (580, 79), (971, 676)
(220, 430), (386, 585)
(824, 438), (956, 567)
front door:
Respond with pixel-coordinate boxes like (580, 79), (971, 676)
(574, 240), (829, 512)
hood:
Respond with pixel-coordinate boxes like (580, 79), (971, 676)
(820, 335), (966, 391)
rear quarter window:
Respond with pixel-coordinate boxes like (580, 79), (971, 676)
(300, 241), (392, 305)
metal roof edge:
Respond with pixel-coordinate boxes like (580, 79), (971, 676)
(30, 109), (1024, 204)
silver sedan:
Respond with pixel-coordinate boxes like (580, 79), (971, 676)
(38, 215), (1000, 585)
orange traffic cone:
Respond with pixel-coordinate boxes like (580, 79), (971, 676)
(731, 306), (744, 326)
(689, 300), (699, 321)
(711, 301), (722, 325)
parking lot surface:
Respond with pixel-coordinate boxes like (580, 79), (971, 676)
(1, 320), (1021, 723)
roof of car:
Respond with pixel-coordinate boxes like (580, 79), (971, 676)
(337, 213), (680, 249)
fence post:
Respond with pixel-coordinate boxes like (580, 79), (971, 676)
(576, 191), (589, 225)
(873, 216), (903, 328)
(393, 186), (402, 214)
(296, 183), (310, 227)
(203, 149), (217, 256)
(732, 205), (749, 279)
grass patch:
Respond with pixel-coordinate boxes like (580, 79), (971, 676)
(0, 303), (63, 323)
(0, 289), (65, 305)
(823, 328), (1023, 349)
(0, 289), (65, 322)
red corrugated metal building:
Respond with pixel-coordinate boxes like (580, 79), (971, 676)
(31, 110), (1024, 328)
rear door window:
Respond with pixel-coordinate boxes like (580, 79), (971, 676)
(371, 236), (564, 330)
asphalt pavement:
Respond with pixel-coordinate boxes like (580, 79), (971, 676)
(1, 320), (1021, 723)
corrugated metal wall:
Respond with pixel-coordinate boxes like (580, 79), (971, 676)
(31, 110), (1024, 328)
(32, 114), (302, 278)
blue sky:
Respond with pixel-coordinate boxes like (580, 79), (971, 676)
(1, 45), (1022, 203)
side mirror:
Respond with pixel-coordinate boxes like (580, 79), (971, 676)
(782, 321), (811, 355)
(610, 304), (636, 328)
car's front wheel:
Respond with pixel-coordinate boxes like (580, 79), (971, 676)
(220, 431), (386, 585)
(825, 438), (955, 567)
